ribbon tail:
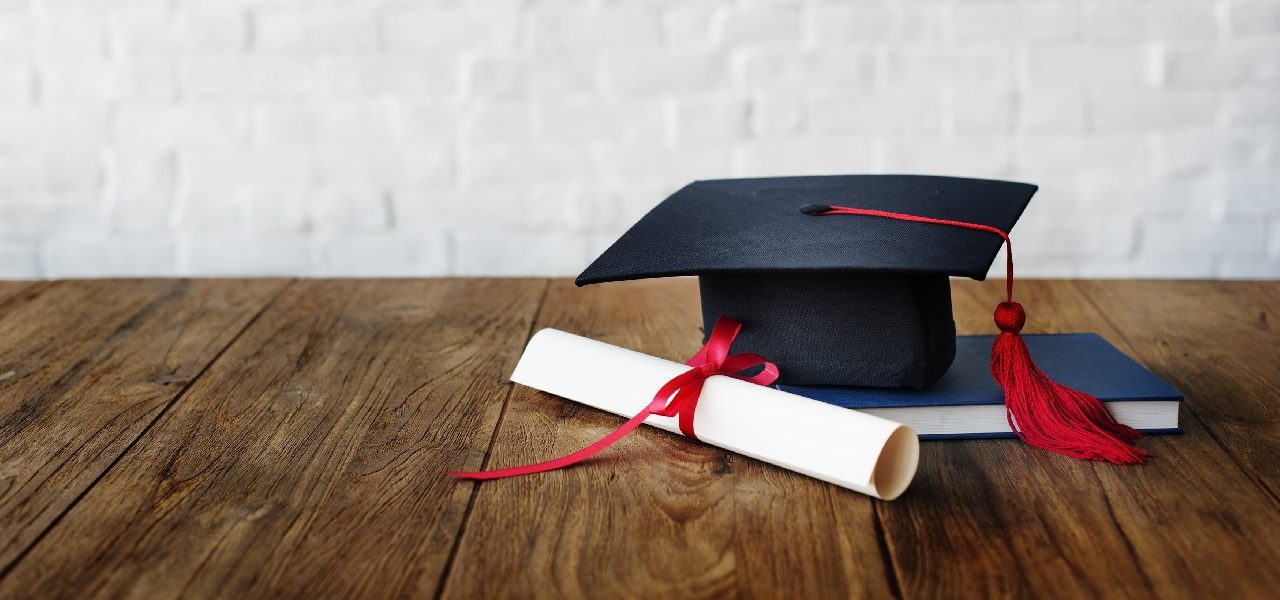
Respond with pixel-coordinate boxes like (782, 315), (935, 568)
(449, 402), (659, 480)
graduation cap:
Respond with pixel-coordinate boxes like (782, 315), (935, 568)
(579, 174), (1149, 464)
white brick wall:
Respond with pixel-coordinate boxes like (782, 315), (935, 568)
(0, 0), (1277, 279)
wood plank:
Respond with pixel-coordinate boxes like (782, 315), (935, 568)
(1072, 280), (1280, 501)
(441, 279), (895, 599)
(0, 281), (38, 309)
(0, 279), (286, 573)
(0, 279), (546, 598)
(877, 280), (1280, 598)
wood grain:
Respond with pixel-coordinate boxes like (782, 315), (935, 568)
(0, 279), (286, 572)
(0, 279), (545, 598)
(440, 279), (896, 599)
(0, 281), (36, 309)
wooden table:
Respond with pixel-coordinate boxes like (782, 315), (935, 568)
(0, 278), (1276, 598)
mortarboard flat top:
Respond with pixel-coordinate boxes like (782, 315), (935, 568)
(577, 174), (1037, 286)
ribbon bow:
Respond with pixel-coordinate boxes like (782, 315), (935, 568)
(450, 316), (779, 480)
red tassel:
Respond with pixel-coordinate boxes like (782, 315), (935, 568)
(807, 204), (1150, 464)
(992, 301), (1149, 464)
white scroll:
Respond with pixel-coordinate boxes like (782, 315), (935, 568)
(511, 328), (920, 500)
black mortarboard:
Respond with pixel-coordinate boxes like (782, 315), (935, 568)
(577, 174), (1037, 389)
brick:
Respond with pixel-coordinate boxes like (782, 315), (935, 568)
(309, 187), (392, 232)
(461, 100), (534, 146)
(529, 8), (661, 49)
(596, 144), (732, 182)
(1228, 2), (1280, 37)
(113, 11), (247, 55)
(952, 89), (1014, 133)
(105, 150), (175, 233)
(669, 95), (748, 144)
(1078, 256), (1217, 278)
(463, 144), (590, 185)
(1155, 130), (1236, 176)
(0, 14), (106, 56)
(737, 48), (874, 91)
(247, 189), (308, 233)
(255, 102), (396, 145)
(313, 232), (449, 276)
(1086, 3), (1220, 40)
(882, 137), (1013, 176)
(713, 7), (799, 46)
(0, 240), (37, 278)
(1011, 214), (1137, 259)
(808, 91), (944, 134)
(0, 107), (110, 153)
(174, 191), (246, 231)
(1014, 134), (1148, 177)
(951, 3), (1081, 42)
(469, 54), (596, 96)
(322, 56), (459, 98)
(1025, 45), (1152, 86)
(394, 101), (460, 144)
(180, 58), (316, 100)
(886, 46), (1014, 89)
(805, 5), (944, 44)
(535, 97), (664, 144)
(0, 190), (100, 237)
(1221, 172), (1280, 218)
(603, 51), (727, 94)
(114, 104), (250, 148)
(39, 60), (177, 104)
(41, 234), (176, 277)
(576, 180), (674, 231)
(749, 90), (803, 136)
(735, 138), (876, 177)
(253, 9), (378, 53)
(1141, 221), (1267, 259)
(0, 62), (30, 105)
(1017, 90), (1086, 132)
(1217, 259), (1280, 278)
(1166, 41), (1280, 86)
(1225, 90), (1280, 127)
(1088, 90), (1221, 131)
(662, 6), (716, 49)
(180, 149), (311, 203)
(396, 183), (582, 231)
(1076, 176), (1219, 219)
(452, 229), (586, 276)
(382, 8), (518, 50)
(315, 145), (452, 191)
(179, 233), (311, 275)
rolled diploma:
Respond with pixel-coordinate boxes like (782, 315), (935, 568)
(511, 329), (920, 500)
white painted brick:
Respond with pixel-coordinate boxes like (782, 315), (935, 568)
(662, 6), (716, 49)
(0, 108), (110, 153)
(1165, 41), (1280, 86)
(1014, 134), (1148, 177)
(114, 104), (250, 148)
(1221, 172), (1280, 218)
(179, 58), (316, 100)
(1272, 223), (1280, 258)
(247, 189), (308, 233)
(382, 8), (518, 50)
(322, 57), (459, 98)
(394, 102), (459, 145)
(1025, 45), (1152, 87)
(452, 229), (586, 276)
(952, 90), (1013, 133)
(0, 15), (107, 57)
(713, 7), (799, 46)
(461, 100), (534, 146)
(737, 48), (874, 91)
(256, 102), (396, 145)
(1078, 256), (1217, 278)
(1225, 90), (1280, 127)
(1141, 221), (1267, 259)
(1155, 130), (1236, 176)
(41, 233), (176, 277)
(1011, 216), (1137, 260)
(529, 8), (661, 49)
(315, 145), (452, 191)
(462, 144), (591, 186)
(112, 11), (247, 55)
(174, 191), (246, 232)
(181, 149), (311, 195)
(1017, 90), (1086, 132)
(808, 91), (944, 134)
(1085, 3), (1219, 41)
(882, 137), (1013, 177)
(179, 233), (311, 276)
(0, 240), (37, 278)
(0, 62), (31, 105)
(1089, 90), (1221, 131)
(38, 60), (177, 104)
(313, 232), (449, 276)
(596, 144), (732, 183)
(669, 95), (747, 144)
(0, 190), (101, 238)
(1076, 176), (1219, 219)
(105, 150), (175, 233)
(886, 46), (1014, 89)
(805, 6), (944, 44)
(396, 183), (581, 231)
(1217, 259), (1280, 278)
(576, 180), (674, 232)
(253, 9), (378, 53)
(1228, 2), (1280, 37)
(469, 54), (595, 97)
(535, 97), (664, 144)
(603, 51), (727, 95)
(309, 187), (391, 232)
(749, 90), (803, 137)
(735, 138), (875, 177)
(951, 3), (1081, 42)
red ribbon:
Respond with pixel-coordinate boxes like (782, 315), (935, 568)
(449, 316), (779, 480)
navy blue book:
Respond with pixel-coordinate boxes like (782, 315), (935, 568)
(779, 334), (1182, 440)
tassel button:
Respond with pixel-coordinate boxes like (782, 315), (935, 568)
(994, 301), (1026, 333)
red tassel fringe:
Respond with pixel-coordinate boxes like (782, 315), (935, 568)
(991, 301), (1150, 464)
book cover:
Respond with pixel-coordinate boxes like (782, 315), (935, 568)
(779, 334), (1183, 439)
